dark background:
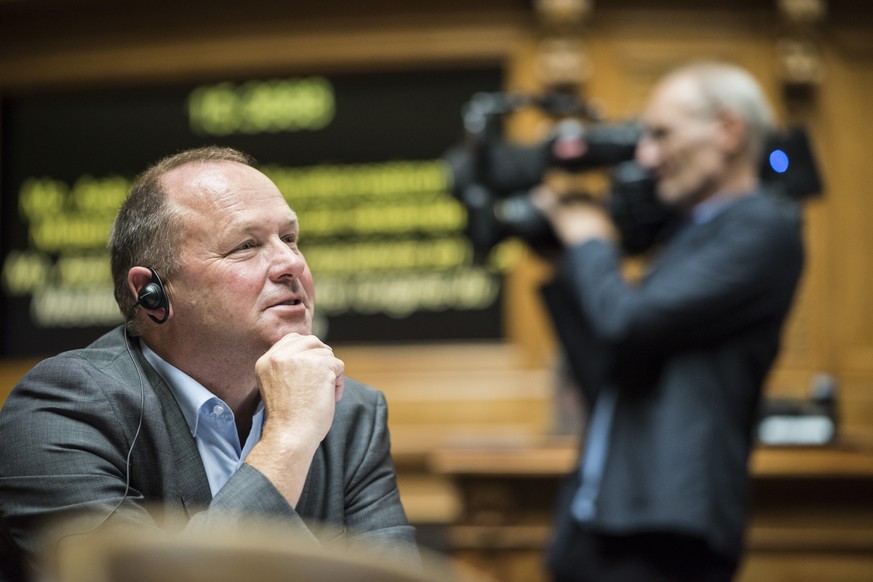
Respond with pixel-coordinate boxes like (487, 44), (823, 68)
(0, 67), (504, 356)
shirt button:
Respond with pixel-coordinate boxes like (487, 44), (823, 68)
(213, 404), (225, 416)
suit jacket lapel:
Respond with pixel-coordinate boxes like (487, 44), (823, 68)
(653, 192), (755, 271)
(646, 216), (714, 277)
(131, 343), (213, 513)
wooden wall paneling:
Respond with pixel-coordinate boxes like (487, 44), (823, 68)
(497, 35), (564, 366)
(433, 440), (873, 582)
(837, 373), (873, 443)
(0, 23), (526, 91)
(505, 5), (836, 401)
(0, 1), (533, 91)
(2, 4), (873, 580)
(739, 555), (873, 582)
(825, 39), (873, 375)
(806, 25), (873, 441)
(0, 360), (40, 407)
(334, 342), (555, 461)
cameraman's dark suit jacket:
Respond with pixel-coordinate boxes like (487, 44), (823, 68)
(543, 191), (804, 563)
(0, 326), (417, 581)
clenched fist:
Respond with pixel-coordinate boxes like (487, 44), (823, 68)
(246, 333), (345, 507)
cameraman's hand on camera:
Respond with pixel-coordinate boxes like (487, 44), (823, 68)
(533, 185), (619, 248)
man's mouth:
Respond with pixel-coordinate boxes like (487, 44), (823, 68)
(272, 298), (303, 308)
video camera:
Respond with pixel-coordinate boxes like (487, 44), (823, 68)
(444, 91), (823, 260)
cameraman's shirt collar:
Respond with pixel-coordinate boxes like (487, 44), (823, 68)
(690, 190), (754, 225)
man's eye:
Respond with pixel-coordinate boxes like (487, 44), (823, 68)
(283, 235), (298, 246)
(236, 241), (255, 251)
(646, 127), (669, 141)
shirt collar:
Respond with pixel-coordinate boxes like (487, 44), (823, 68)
(690, 193), (734, 225)
(139, 341), (238, 437)
(690, 190), (756, 225)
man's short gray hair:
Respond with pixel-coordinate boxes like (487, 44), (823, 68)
(668, 61), (775, 161)
(109, 146), (256, 335)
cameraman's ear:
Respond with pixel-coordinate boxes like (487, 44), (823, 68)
(716, 111), (746, 155)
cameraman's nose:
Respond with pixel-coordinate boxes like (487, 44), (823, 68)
(635, 136), (661, 171)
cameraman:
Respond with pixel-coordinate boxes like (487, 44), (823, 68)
(534, 62), (804, 581)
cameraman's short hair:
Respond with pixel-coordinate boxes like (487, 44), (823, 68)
(668, 61), (775, 161)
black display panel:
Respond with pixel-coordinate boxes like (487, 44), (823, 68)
(0, 68), (507, 356)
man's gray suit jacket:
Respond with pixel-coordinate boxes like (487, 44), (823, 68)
(543, 191), (805, 562)
(0, 326), (416, 579)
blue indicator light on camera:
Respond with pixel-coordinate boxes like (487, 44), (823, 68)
(769, 149), (789, 174)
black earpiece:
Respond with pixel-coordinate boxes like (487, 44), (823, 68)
(137, 267), (170, 324)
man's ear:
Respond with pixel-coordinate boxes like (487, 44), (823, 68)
(127, 266), (171, 324)
(127, 266), (154, 302)
(716, 111), (747, 155)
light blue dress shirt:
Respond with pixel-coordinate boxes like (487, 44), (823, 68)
(141, 342), (266, 496)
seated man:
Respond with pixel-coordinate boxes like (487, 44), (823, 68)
(0, 146), (418, 580)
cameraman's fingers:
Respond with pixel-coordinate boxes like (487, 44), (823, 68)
(531, 185), (561, 218)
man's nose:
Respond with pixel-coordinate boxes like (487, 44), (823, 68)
(635, 138), (660, 170)
(269, 238), (306, 279)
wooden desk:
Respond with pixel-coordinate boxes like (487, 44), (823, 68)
(429, 436), (873, 582)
